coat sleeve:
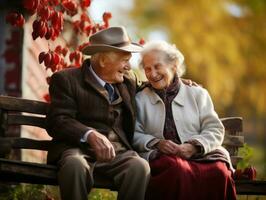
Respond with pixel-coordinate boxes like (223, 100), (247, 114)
(187, 88), (225, 154)
(46, 71), (92, 145)
(132, 93), (157, 153)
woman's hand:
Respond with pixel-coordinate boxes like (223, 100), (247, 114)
(175, 143), (197, 159)
(156, 139), (179, 155)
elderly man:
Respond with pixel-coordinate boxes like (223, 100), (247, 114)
(46, 26), (150, 200)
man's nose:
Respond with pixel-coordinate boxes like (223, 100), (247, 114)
(125, 62), (131, 70)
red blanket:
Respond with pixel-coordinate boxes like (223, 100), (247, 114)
(146, 155), (237, 200)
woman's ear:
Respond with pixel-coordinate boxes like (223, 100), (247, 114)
(171, 62), (178, 74)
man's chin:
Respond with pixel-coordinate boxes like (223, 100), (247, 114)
(115, 77), (124, 83)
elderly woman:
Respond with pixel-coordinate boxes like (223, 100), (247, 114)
(133, 41), (236, 200)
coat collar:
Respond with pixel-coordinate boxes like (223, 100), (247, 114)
(148, 81), (185, 107)
(82, 59), (134, 111)
(173, 81), (185, 106)
(82, 59), (109, 101)
(116, 83), (133, 114)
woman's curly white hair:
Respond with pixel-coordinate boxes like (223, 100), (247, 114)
(140, 40), (186, 77)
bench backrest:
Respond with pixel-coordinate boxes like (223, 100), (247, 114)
(0, 95), (50, 153)
(221, 117), (244, 167)
(0, 95), (244, 166)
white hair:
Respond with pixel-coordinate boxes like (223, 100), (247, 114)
(140, 40), (186, 77)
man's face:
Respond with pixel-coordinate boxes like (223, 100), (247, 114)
(100, 51), (132, 84)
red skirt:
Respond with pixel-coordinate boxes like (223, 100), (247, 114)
(146, 155), (237, 200)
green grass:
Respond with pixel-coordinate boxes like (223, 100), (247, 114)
(0, 184), (117, 200)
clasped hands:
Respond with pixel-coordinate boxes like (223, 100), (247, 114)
(86, 131), (198, 161)
(86, 130), (116, 162)
(156, 139), (198, 159)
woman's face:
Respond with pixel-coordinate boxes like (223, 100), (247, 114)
(142, 51), (177, 90)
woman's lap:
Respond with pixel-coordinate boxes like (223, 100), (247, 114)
(146, 155), (236, 200)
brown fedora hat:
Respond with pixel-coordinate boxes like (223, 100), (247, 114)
(82, 26), (143, 55)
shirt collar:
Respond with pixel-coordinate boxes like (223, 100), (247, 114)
(89, 65), (106, 87)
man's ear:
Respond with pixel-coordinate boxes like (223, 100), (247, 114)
(99, 53), (107, 68)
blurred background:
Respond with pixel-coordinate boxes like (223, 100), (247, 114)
(0, 0), (265, 199)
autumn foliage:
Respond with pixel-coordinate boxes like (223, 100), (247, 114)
(3, 0), (114, 102)
(234, 166), (257, 180)
(5, 0), (112, 75)
(5, 12), (25, 27)
(4, 0), (147, 104)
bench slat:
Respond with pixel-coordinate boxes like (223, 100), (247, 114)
(223, 135), (244, 147)
(12, 138), (51, 150)
(0, 158), (117, 190)
(0, 158), (57, 185)
(8, 114), (47, 128)
(221, 117), (243, 132)
(236, 180), (266, 195)
(0, 138), (51, 152)
(0, 95), (48, 115)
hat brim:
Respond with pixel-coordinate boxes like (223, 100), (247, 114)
(82, 43), (143, 55)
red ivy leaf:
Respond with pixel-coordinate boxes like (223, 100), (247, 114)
(81, 0), (91, 8)
(139, 38), (145, 45)
(5, 12), (25, 27)
(23, 0), (39, 14)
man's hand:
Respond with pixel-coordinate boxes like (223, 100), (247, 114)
(86, 130), (115, 162)
(156, 140), (179, 155)
(181, 78), (199, 87)
(175, 143), (197, 159)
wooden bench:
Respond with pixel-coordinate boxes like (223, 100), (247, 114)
(0, 95), (266, 195)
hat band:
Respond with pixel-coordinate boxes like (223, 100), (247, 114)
(91, 41), (131, 47)
(111, 41), (131, 47)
